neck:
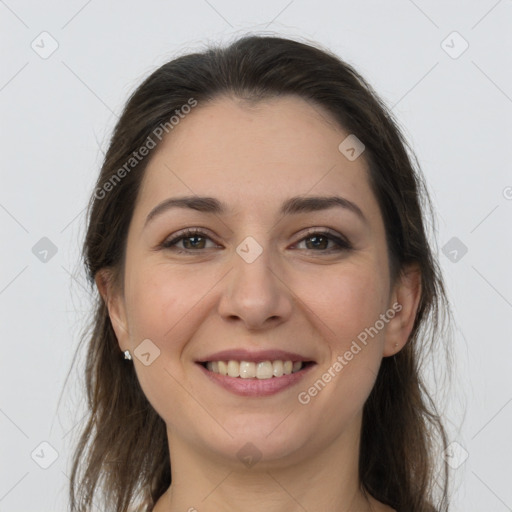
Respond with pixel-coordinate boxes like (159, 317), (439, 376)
(154, 416), (378, 512)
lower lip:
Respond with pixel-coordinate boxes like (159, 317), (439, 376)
(197, 363), (315, 397)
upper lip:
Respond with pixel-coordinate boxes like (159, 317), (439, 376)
(197, 349), (315, 363)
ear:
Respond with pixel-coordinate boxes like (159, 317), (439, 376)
(383, 264), (422, 357)
(95, 268), (130, 352)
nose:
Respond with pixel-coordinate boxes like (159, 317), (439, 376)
(217, 239), (293, 331)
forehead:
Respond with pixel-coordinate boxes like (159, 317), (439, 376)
(136, 94), (378, 221)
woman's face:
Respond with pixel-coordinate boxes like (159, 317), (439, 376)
(105, 95), (413, 468)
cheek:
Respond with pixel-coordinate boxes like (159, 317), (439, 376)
(303, 263), (390, 348)
(122, 267), (201, 424)
(124, 264), (200, 347)
(294, 270), (388, 429)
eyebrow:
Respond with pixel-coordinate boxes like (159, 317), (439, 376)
(144, 194), (367, 226)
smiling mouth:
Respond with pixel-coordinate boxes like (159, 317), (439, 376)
(199, 360), (315, 379)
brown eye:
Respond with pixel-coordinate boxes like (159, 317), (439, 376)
(295, 230), (352, 253)
(304, 234), (330, 250)
(162, 229), (218, 252)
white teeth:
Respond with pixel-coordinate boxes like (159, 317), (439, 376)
(204, 359), (305, 378)
(227, 360), (239, 377)
(256, 361), (273, 379)
(273, 360), (284, 377)
(218, 360), (228, 376)
(239, 361), (256, 379)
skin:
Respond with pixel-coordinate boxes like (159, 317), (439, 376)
(97, 95), (421, 512)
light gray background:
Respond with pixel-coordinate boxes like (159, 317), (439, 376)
(1, 1), (511, 510)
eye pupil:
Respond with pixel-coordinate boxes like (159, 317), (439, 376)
(306, 235), (328, 250)
(184, 236), (205, 249)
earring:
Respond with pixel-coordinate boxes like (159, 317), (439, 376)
(124, 350), (132, 360)
(393, 342), (399, 349)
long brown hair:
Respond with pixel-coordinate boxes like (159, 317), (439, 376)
(68, 34), (451, 511)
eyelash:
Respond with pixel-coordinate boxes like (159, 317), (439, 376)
(160, 228), (352, 255)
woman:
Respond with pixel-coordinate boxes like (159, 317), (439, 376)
(69, 34), (450, 511)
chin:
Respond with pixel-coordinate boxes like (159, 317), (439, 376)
(197, 413), (317, 468)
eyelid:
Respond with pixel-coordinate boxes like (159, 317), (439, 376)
(294, 226), (350, 244)
(160, 227), (219, 249)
